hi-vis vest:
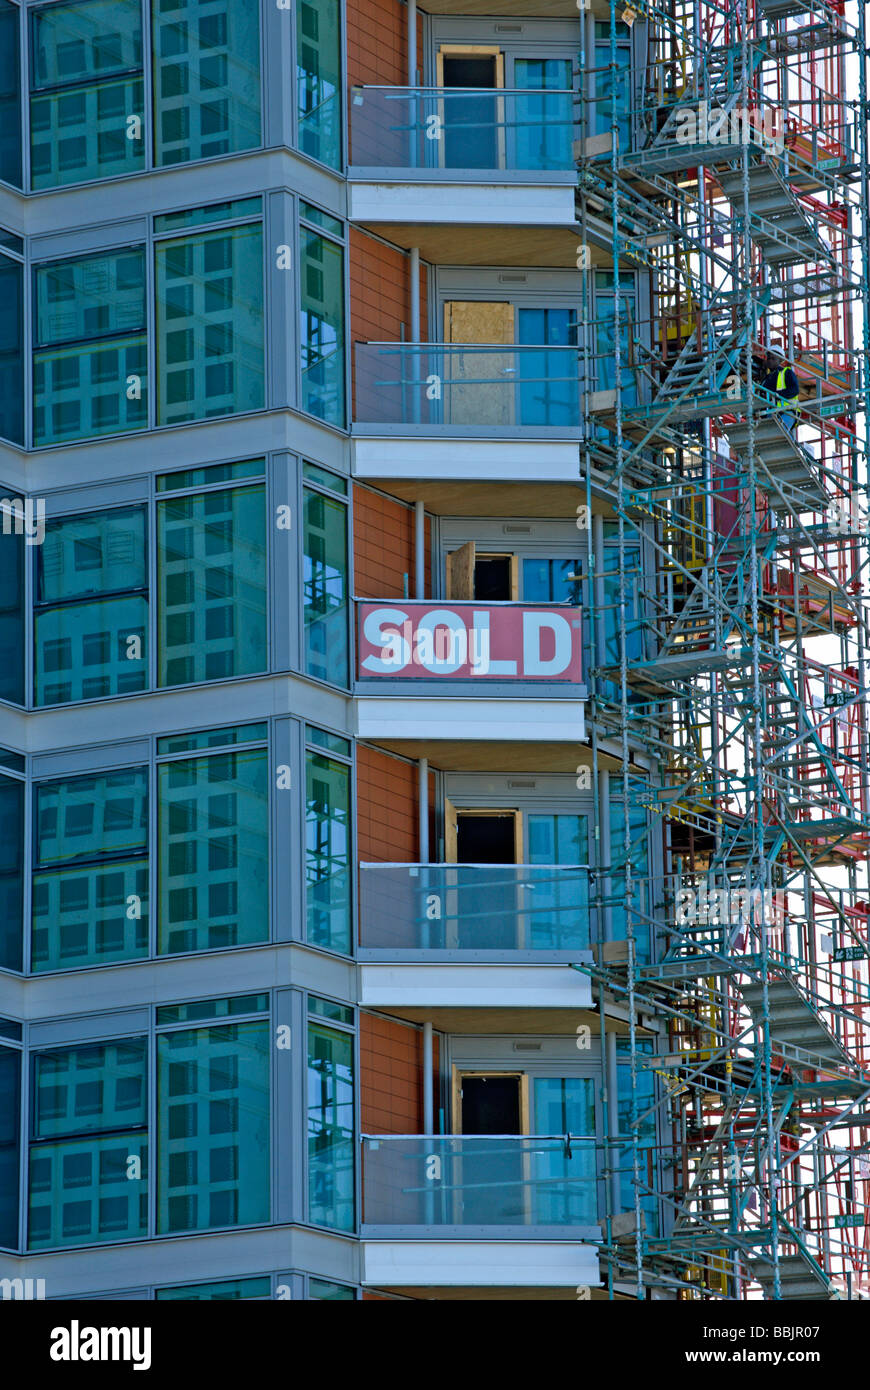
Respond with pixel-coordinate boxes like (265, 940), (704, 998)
(775, 368), (799, 408)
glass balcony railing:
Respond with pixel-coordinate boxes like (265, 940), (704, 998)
(350, 86), (575, 173)
(354, 343), (583, 429)
(359, 863), (590, 952)
(362, 1135), (598, 1228)
(356, 600), (583, 684)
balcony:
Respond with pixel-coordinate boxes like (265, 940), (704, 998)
(354, 600), (586, 767)
(360, 1134), (601, 1292)
(348, 87), (578, 263)
(358, 862), (594, 1013)
(353, 343), (587, 483)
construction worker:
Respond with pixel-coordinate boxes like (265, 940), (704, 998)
(761, 346), (800, 434)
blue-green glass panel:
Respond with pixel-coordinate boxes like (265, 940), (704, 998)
(608, 794), (650, 963)
(308, 1022), (354, 1231)
(300, 203), (343, 238)
(514, 59), (573, 169)
(31, 0), (143, 88)
(35, 249), (145, 347)
(156, 457), (264, 492)
(154, 199), (261, 233)
(152, 0), (261, 167)
(362, 1135), (597, 1226)
(157, 484), (267, 686)
(30, 78), (145, 189)
(157, 1276), (270, 1300)
(518, 307), (578, 427)
(37, 507), (146, 604)
(156, 225), (264, 424)
(0, 1046), (19, 1247)
(593, 27), (632, 151)
(305, 726), (350, 759)
(308, 996), (353, 1025)
(0, 256), (23, 442)
(304, 486), (348, 686)
(594, 273), (637, 406)
(306, 751), (350, 954)
(0, 521), (24, 704)
(527, 813), (589, 865)
(158, 748), (268, 955)
(0, 775), (23, 972)
(32, 861), (148, 972)
(296, 0), (341, 170)
(156, 1020), (270, 1234)
(156, 994), (268, 1026)
(157, 722), (267, 756)
(302, 461), (346, 495)
(522, 557), (582, 606)
(617, 1039), (659, 1237)
(0, 1), (22, 189)
(28, 1132), (147, 1248)
(33, 335), (147, 443)
(532, 1079), (598, 1223)
(300, 228), (345, 426)
(35, 595), (148, 704)
(36, 767), (148, 867)
(309, 1278), (355, 1300)
(33, 1040), (147, 1139)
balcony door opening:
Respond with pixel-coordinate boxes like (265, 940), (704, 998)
(456, 1071), (529, 1223)
(437, 46), (504, 170)
(455, 810), (518, 865)
(460, 1073), (523, 1134)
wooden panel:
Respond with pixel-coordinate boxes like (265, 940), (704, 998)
(444, 300), (514, 344)
(353, 484), (431, 599)
(357, 744), (419, 863)
(445, 540), (475, 599)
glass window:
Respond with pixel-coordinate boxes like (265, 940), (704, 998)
(157, 1276), (270, 1300)
(158, 747), (269, 955)
(306, 750), (350, 954)
(307, 1022), (354, 1231)
(0, 517), (24, 704)
(309, 1277), (355, 1300)
(522, 557), (582, 606)
(0, 1), (21, 188)
(33, 768), (148, 973)
(28, 1039), (147, 1249)
(532, 1078), (597, 1223)
(157, 483), (267, 686)
(29, 0), (144, 190)
(517, 307), (578, 427)
(300, 227), (344, 426)
(0, 256), (23, 443)
(155, 223), (264, 425)
(296, 0), (341, 170)
(157, 1019), (270, 1234)
(33, 248), (147, 446)
(0, 775), (23, 968)
(609, 793), (650, 963)
(514, 58), (573, 170)
(303, 485), (348, 686)
(617, 1039), (659, 1236)
(152, 0), (260, 167)
(34, 507), (148, 706)
(0, 1045), (20, 1248)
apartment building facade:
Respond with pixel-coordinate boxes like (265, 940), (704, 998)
(0, 0), (670, 1302)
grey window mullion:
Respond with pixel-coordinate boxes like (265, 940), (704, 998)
(22, 758), (32, 974)
(140, 0), (153, 172)
(18, 1035), (28, 1252)
(145, 217), (155, 431)
(19, 0), (29, 194)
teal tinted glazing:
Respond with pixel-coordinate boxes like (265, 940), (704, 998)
(157, 484), (267, 686)
(152, 0), (261, 167)
(309, 1278), (355, 1300)
(0, 256), (23, 443)
(157, 1276), (270, 1299)
(33, 768), (148, 971)
(0, 776), (23, 972)
(296, 0), (341, 169)
(33, 248), (147, 444)
(303, 486), (348, 686)
(300, 228), (345, 426)
(514, 59), (573, 170)
(305, 751), (350, 953)
(0, 1046), (19, 1247)
(29, 0), (144, 189)
(156, 1019), (270, 1233)
(34, 507), (148, 706)
(0, 2), (22, 188)
(28, 1039), (147, 1249)
(307, 1022), (354, 1231)
(0, 518), (24, 704)
(156, 224), (264, 424)
(158, 748), (268, 955)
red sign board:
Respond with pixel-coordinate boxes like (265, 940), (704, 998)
(357, 603), (582, 682)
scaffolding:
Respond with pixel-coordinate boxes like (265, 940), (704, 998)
(577, 0), (870, 1297)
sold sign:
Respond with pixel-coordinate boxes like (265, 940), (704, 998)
(357, 603), (582, 681)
